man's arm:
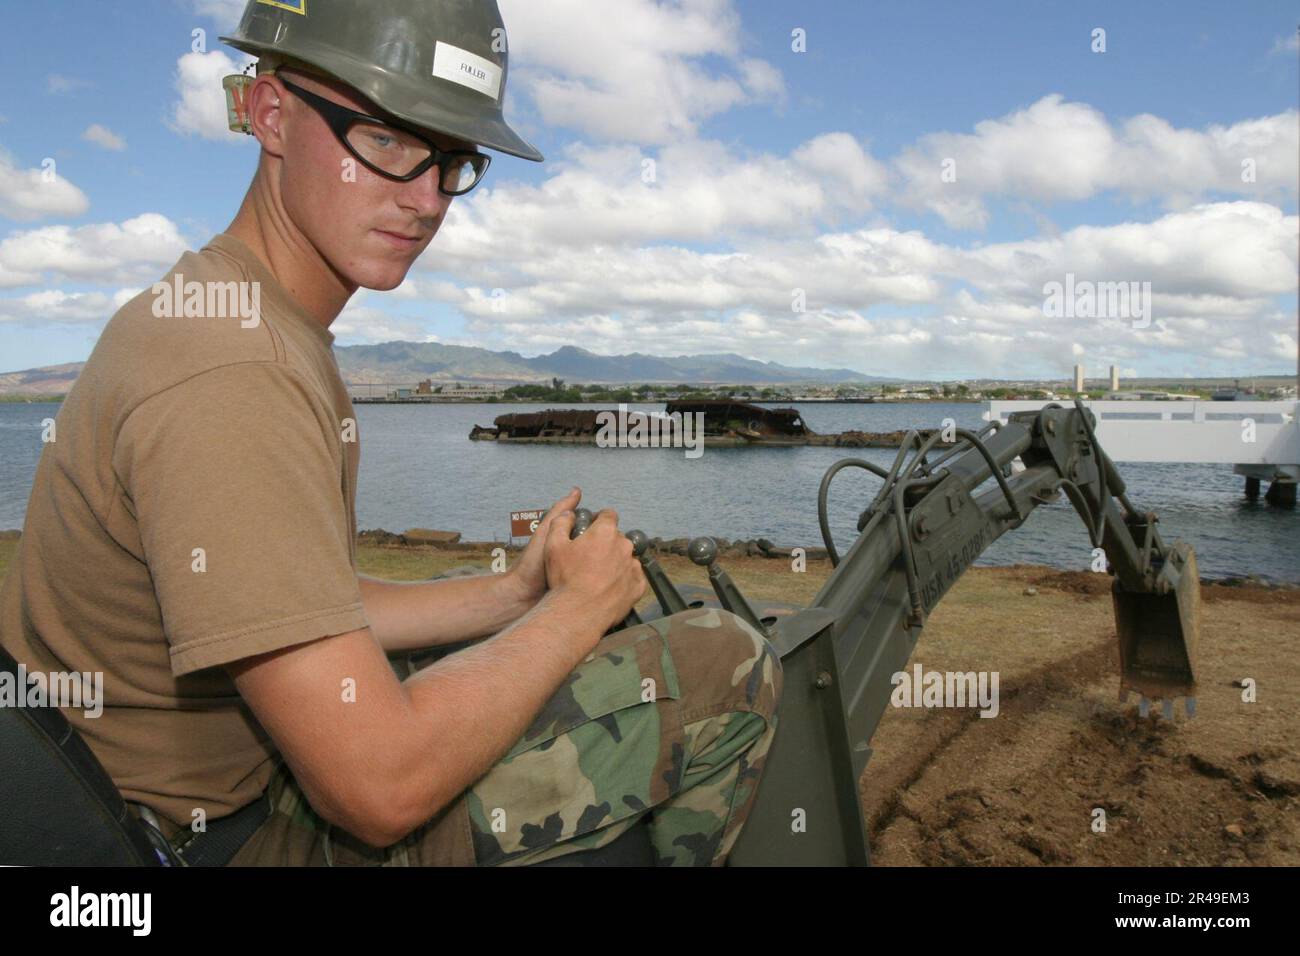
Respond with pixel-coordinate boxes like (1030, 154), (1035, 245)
(228, 509), (646, 848)
(357, 570), (534, 651)
(357, 488), (583, 652)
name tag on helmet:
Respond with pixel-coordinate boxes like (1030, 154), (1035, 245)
(432, 40), (502, 101)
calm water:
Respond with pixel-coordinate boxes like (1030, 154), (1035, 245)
(2, 401), (1297, 582)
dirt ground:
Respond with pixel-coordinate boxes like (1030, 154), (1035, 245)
(355, 541), (1299, 867)
(859, 566), (1299, 867)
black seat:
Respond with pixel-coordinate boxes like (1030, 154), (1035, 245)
(0, 643), (163, 865)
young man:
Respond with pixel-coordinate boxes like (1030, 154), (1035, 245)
(0, 0), (781, 866)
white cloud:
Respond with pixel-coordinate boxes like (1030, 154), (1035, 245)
(957, 202), (1296, 301)
(169, 49), (254, 141)
(430, 133), (888, 276)
(194, 0), (247, 29)
(500, 0), (785, 144)
(1270, 33), (1300, 55)
(82, 124), (127, 151)
(47, 74), (92, 95)
(414, 159), (1296, 376)
(792, 133), (890, 211)
(0, 288), (141, 326)
(895, 95), (1299, 228)
(1269, 329), (1297, 362)
(331, 304), (438, 345)
(0, 150), (91, 224)
(0, 214), (187, 287)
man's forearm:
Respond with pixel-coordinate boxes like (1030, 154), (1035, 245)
(358, 571), (535, 651)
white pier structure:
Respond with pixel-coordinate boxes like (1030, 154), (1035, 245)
(986, 400), (1300, 505)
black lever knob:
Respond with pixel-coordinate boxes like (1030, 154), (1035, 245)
(686, 536), (769, 636)
(570, 509), (641, 633)
(627, 529), (650, 558)
(618, 525), (643, 631)
(570, 508), (594, 538)
(687, 536), (718, 567)
(628, 530), (688, 616)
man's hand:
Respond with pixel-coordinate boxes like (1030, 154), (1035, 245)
(501, 486), (582, 607)
(357, 487), (589, 653)
(543, 508), (648, 641)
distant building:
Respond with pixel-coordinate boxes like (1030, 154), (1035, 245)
(439, 384), (503, 400)
(1073, 364), (1085, 393)
(377, 382), (505, 401)
(1110, 365), (1119, 391)
(1105, 390), (1198, 401)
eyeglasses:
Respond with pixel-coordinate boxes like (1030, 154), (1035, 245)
(278, 78), (491, 196)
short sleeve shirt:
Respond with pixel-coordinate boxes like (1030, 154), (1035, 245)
(0, 233), (367, 827)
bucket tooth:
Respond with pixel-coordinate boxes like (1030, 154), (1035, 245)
(1184, 697), (1197, 718)
(1138, 696), (1150, 718)
(1161, 699), (1174, 721)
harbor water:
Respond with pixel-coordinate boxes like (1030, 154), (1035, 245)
(2, 401), (1296, 582)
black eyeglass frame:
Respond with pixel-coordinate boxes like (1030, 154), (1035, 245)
(278, 77), (491, 195)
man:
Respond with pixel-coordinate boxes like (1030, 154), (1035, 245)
(0, 0), (781, 866)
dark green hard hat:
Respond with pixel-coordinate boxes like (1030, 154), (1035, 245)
(220, 0), (543, 162)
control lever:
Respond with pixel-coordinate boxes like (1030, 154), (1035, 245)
(687, 537), (770, 637)
(570, 508), (594, 537)
(626, 530), (688, 616)
(569, 508), (642, 632)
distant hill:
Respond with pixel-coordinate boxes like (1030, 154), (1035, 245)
(4, 350), (1292, 395)
(333, 343), (891, 385)
(0, 345), (883, 395)
(0, 362), (85, 396)
(0, 345), (887, 396)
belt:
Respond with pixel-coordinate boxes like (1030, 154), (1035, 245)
(133, 791), (273, 867)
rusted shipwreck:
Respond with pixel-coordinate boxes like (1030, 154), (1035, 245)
(469, 400), (940, 448)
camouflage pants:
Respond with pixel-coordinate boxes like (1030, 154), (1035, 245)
(467, 606), (782, 866)
(229, 607), (782, 867)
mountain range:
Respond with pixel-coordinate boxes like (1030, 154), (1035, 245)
(0, 362), (85, 396)
(332, 343), (889, 385)
(0, 344), (890, 394)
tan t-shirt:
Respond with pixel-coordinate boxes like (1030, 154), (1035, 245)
(0, 233), (368, 830)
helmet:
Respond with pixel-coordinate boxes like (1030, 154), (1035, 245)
(220, 0), (542, 162)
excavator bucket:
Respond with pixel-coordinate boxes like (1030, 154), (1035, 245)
(1111, 542), (1200, 707)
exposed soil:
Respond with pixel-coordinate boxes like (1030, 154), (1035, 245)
(855, 564), (1299, 866)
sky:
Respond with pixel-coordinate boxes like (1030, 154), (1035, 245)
(0, 0), (1296, 381)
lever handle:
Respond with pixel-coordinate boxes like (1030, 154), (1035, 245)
(627, 529), (689, 616)
(687, 536), (769, 636)
(570, 508), (594, 538)
(570, 508), (641, 632)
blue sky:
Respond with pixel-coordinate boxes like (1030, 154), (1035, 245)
(1, 0), (1296, 379)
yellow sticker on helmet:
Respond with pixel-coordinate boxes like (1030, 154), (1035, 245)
(257, 0), (307, 14)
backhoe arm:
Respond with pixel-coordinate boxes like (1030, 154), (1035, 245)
(646, 400), (1202, 865)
